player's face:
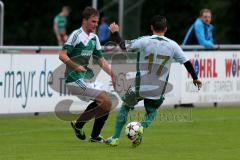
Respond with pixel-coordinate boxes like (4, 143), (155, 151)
(84, 16), (99, 33)
(63, 9), (70, 17)
(201, 12), (211, 25)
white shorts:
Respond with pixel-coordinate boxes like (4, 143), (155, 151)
(66, 79), (109, 102)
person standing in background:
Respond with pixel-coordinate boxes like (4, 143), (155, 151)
(98, 16), (109, 45)
(54, 6), (71, 46)
(182, 8), (214, 48)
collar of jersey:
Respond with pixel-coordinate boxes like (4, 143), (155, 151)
(152, 34), (165, 38)
(80, 27), (95, 39)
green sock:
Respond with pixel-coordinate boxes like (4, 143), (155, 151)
(112, 105), (130, 139)
(141, 108), (157, 128)
(141, 97), (164, 128)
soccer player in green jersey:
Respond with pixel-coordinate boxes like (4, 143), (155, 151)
(105, 16), (202, 147)
(59, 7), (116, 143)
(54, 6), (71, 46)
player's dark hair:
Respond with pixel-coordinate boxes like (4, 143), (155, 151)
(150, 15), (167, 32)
(82, 7), (99, 20)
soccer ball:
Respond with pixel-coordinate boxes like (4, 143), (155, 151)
(125, 122), (142, 141)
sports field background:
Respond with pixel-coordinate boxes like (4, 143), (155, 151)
(0, 107), (240, 160)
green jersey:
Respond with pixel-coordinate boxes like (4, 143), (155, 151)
(54, 15), (67, 33)
(63, 27), (103, 83)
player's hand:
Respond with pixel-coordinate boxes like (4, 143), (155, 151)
(193, 79), (202, 90)
(75, 65), (86, 72)
(109, 22), (119, 33)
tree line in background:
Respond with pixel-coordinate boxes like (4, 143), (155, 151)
(2, 0), (240, 45)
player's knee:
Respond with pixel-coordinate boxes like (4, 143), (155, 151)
(99, 92), (112, 110)
(103, 98), (112, 111)
(101, 95), (111, 103)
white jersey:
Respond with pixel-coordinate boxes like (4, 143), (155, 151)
(126, 35), (188, 99)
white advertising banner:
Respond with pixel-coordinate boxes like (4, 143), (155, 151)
(162, 63), (181, 105)
(0, 54), (80, 114)
(181, 51), (240, 103)
(2, 51), (239, 114)
(0, 54), (181, 114)
(0, 54), (12, 114)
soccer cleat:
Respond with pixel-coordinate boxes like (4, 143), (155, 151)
(137, 126), (144, 136)
(89, 135), (105, 143)
(132, 126), (143, 147)
(104, 137), (119, 146)
(132, 135), (143, 147)
(70, 121), (86, 140)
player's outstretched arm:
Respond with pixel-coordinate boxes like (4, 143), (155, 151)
(184, 60), (202, 90)
(98, 58), (116, 89)
(109, 22), (126, 50)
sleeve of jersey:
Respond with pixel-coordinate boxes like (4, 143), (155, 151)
(93, 36), (103, 59)
(125, 38), (142, 51)
(173, 41), (189, 64)
(62, 31), (77, 54)
(54, 16), (58, 24)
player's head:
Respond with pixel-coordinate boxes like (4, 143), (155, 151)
(82, 7), (100, 33)
(199, 8), (212, 25)
(62, 6), (71, 17)
(150, 15), (167, 33)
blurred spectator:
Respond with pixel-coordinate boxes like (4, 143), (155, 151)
(53, 6), (71, 46)
(98, 16), (109, 45)
(182, 8), (214, 48)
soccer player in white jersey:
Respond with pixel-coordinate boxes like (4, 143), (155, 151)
(59, 7), (117, 143)
(105, 15), (202, 147)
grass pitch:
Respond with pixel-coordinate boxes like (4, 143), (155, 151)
(0, 107), (240, 160)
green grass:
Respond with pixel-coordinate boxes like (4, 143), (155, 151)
(1, 107), (240, 160)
